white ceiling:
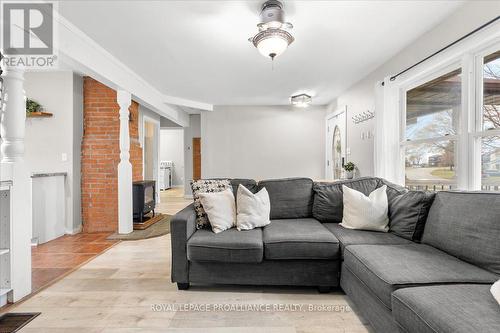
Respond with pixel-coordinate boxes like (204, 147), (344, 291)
(59, 1), (464, 106)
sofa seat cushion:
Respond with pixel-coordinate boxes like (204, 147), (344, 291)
(343, 244), (498, 309)
(187, 228), (263, 263)
(263, 219), (339, 260)
(392, 284), (500, 333)
(324, 223), (411, 256)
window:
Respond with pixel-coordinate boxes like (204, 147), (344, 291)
(399, 38), (500, 192)
(404, 69), (461, 190)
(480, 51), (500, 190)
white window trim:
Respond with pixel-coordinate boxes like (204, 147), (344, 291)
(399, 62), (463, 189)
(391, 21), (500, 190)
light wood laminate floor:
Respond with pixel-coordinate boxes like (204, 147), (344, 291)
(157, 187), (193, 216)
(9, 187), (371, 333)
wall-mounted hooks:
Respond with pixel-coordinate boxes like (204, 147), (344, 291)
(352, 110), (374, 124)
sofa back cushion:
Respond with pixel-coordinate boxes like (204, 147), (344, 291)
(422, 191), (500, 275)
(312, 177), (383, 223)
(388, 191), (436, 241)
(257, 178), (314, 219)
(230, 179), (258, 194)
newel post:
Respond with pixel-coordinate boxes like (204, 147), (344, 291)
(117, 90), (133, 234)
(0, 66), (32, 301)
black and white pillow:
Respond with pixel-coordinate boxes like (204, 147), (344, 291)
(191, 179), (232, 229)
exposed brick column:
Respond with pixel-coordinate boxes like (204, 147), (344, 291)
(81, 77), (143, 233)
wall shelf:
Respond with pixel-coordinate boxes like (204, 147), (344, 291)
(27, 112), (53, 118)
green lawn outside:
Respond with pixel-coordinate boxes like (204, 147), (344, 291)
(430, 168), (455, 179)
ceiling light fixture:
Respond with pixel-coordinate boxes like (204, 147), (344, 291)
(291, 94), (312, 108)
(249, 0), (294, 61)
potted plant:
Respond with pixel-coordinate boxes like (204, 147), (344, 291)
(343, 162), (356, 179)
(26, 99), (52, 117)
(26, 98), (42, 115)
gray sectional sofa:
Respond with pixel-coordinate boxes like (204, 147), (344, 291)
(170, 177), (500, 333)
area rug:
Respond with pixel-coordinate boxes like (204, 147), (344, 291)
(107, 214), (172, 240)
(0, 313), (41, 333)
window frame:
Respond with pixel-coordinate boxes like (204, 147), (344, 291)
(471, 44), (500, 190)
(399, 62), (463, 190)
(396, 33), (500, 190)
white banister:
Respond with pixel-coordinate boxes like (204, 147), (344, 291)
(0, 67), (32, 301)
(117, 90), (133, 234)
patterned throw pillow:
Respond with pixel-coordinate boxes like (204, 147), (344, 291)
(191, 179), (232, 229)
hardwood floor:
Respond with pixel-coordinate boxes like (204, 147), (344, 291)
(8, 186), (371, 332)
(31, 233), (119, 293)
(156, 187), (193, 216)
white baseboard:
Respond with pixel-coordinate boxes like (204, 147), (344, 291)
(66, 224), (82, 235)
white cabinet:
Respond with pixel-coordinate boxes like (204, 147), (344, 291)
(0, 181), (13, 306)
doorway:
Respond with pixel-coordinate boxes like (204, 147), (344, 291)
(142, 116), (160, 202)
(326, 106), (347, 180)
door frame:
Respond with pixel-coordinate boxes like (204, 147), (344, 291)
(142, 115), (161, 203)
(325, 105), (348, 180)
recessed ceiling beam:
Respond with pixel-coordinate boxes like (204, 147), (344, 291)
(163, 95), (213, 111)
(54, 13), (210, 126)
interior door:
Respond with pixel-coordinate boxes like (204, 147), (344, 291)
(193, 137), (201, 180)
(326, 108), (347, 180)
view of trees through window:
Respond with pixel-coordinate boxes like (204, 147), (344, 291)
(404, 69), (461, 190)
(481, 51), (500, 190)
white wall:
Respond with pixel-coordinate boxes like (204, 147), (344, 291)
(201, 105), (326, 180)
(183, 114), (201, 196)
(160, 128), (184, 186)
(24, 71), (83, 233)
(329, 0), (499, 177)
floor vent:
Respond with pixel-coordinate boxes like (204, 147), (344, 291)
(0, 313), (41, 333)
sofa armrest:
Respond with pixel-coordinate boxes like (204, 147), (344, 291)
(170, 203), (196, 283)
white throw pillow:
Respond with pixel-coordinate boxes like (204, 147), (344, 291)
(491, 279), (500, 306)
(236, 184), (271, 231)
(197, 189), (236, 233)
(340, 185), (389, 232)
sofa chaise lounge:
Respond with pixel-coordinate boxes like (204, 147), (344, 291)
(170, 177), (500, 333)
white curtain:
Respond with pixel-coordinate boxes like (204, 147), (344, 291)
(373, 77), (403, 185)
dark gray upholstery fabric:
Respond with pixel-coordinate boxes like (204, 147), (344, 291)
(230, 179), (258, 194)
(388, 191), (436, 241)
(422, 191), (500, 275)
(263, 219), (339, 260)
(343, 244), (498, 309)
(257, 178), (314, 219)
(187, 228), (263, 263)
(263, 218), (339, 260)
(312, 177), (406, 223)
(340, 265), (399, 333)
(170, 203), (197, 283)
(312, 177), (380, 223)
(189, 259), (340, 287)
(393, 284), (500, 333)
(324, 223), (411, 256)
(379, 178), (409, 202)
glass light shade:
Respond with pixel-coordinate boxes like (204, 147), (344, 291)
(291, 94), (312, 107)
(256, 35), (289, 58)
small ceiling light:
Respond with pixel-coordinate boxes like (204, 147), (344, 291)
(291, 94), (312, 108)
(249, 0), (294, 61)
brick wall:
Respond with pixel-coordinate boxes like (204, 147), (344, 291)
(81, 77), (143, 233)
